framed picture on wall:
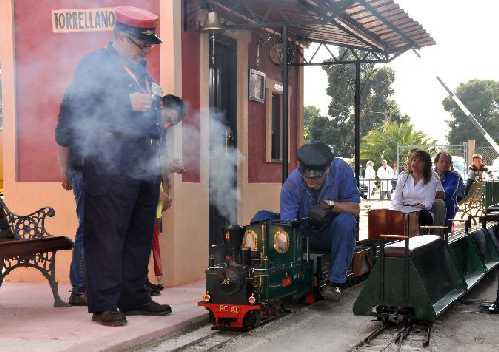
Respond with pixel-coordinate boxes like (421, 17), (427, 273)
(249, 69), (266, 103)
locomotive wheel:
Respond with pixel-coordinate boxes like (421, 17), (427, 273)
(243, 310), (262, 329)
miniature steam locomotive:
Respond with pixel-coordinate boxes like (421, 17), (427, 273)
(198, 219), (327, 330)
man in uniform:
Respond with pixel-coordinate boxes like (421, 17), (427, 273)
(280, 142), (360, 300)
(55, 6), (171, 326)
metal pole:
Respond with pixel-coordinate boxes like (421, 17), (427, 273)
(354, 61), (361, 242)
(354, 60), (361, 187)
(396, 143), (400, 174)
(282, 25), (289, 184)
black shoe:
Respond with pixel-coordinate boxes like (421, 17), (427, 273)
(92, 310), (127, 327)
(69, 292), (88, 306)
(146, 280), (164, 291)
(150, 288), (161, 296)
(145, 284), (161, 297)
(124, 301), (172, 316)
(321, 283), (343, 302)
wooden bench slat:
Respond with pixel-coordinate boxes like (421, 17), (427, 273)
(0, 236), (73, 258)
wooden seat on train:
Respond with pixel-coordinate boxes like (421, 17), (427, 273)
(384, 235), (441, 257)
(368, 208), (419, 242)
(367, 209), (442, 256)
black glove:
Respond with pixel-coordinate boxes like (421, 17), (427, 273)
(309, 201), (332, 226)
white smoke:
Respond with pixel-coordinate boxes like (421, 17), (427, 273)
(208, 112), (242, 224)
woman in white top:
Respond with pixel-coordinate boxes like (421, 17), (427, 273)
(392, 149), (440, 226)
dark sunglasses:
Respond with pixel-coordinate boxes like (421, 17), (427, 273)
(299, 167), (327, 180)
(127, 35), (152, 50)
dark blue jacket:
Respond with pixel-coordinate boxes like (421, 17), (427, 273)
(55, 43), (161, 185)
(440, 170), (465, 221)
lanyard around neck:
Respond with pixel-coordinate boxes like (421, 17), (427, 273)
(122, 64), (151, 94)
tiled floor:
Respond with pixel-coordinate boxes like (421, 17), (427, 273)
(0, 280), (206, 352)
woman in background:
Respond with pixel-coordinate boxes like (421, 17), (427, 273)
(392, 149), (440, 226)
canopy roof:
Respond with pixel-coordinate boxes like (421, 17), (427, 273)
(197, 0), (435, 57)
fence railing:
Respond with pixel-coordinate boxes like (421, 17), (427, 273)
(360, 178), (396, 201)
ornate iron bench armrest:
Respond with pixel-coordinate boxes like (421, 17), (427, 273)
(1, 199), (56, 240)
(0, 199), (72, 307)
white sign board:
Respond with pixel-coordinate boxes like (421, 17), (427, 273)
(52, 8), (116, 33)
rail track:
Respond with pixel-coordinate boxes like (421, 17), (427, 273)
(351, 322), (433, 352)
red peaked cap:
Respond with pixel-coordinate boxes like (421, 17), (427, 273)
(115, 6), (162, 44)
(115, 6), (158, 29)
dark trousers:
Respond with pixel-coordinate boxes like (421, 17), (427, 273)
(69, 169), (86, 294)
(419, 209), (434, 226)
(308, 213), (357, 284)
(84, 176), (160, 313)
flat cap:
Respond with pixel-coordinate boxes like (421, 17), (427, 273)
(297, 142), (334, 174)
(115, 6), (162, 44)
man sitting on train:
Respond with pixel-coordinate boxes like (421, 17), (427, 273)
(434, 151), (465, 228)
(280, 142), (360, 301)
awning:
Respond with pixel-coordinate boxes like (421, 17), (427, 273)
(191, 0), (435, 57)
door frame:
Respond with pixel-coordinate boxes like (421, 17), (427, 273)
(208, 33), (238, 245)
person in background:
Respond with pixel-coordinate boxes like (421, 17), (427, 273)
(391, 161), (399, 193)
(434, 151), (465, 227)
(404, 148), (446, 226)
(58, 163), (86, 306)
(377, 159), (394, 200)
(280, 142), (360, 301)
(469, 153), (489, 180)
(392, 149), (440, 226)
(146, 94), (186, 296)
(465, 153), (489, 195)
(364, 160), (376, 199)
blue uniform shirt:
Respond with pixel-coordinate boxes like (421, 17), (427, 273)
(440, 170), (465, 220)
(280, 158), (360, 221)
(55, 43), (161, 180)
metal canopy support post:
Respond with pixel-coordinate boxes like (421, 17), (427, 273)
(282, 25), (289, 184)
(354, 60), (361, 242)
(354, 60), (361, 188)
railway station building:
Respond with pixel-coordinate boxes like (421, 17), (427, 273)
(0, 0), (433, 286)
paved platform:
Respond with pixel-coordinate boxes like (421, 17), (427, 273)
(0, 280), (207, 352)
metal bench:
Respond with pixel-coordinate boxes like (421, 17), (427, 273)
(459, 181), (486, 220)
(0, 199), (73, 307)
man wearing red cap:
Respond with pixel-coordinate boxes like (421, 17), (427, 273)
(56, 6), (171, 326)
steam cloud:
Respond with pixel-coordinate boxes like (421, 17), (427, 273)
(16, 8), (243, 224)
(207, 112), (242, 225)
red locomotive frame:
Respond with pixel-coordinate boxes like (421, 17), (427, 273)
(198, 301), (262, 330)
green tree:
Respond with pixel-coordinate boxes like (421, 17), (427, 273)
(443, 80), (499, 147)
(317, 49), (409, 156)
(304, 105), (321, 142)
(360, 121), (434, 169)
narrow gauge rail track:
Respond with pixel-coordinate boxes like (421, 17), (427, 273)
(145, 308), (296, 351)
(172, 329), (239, 351)
(352, 322), (432, 352)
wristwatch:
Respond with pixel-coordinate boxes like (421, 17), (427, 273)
(324, 200), (335, 208)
